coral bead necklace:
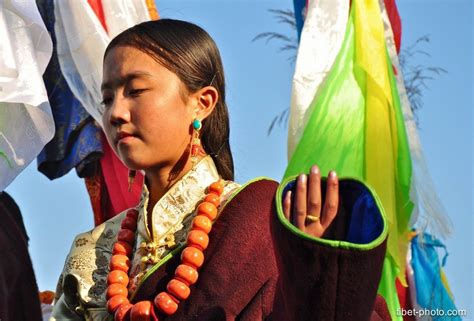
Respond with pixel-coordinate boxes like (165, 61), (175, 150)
(106, 181), (224, 321)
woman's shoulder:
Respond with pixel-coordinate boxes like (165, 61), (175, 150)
(220, 178), (279, 223)
(54, 211), (128, 308)
(224, 177), (279, 205)
(76, 211), (125, 243)
(65, 211), (126, 261)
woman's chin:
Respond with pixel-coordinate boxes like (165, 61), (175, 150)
(117, 154), (147, 170)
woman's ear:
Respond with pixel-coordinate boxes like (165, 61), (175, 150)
(194, 86), (219, 120)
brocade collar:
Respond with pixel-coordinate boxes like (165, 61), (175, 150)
(128, 156), (235, 292)
(136, 156), (220, 244)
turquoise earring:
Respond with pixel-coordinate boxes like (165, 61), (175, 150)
(191, 119), (203, 164)
(193, 119), (202, 131)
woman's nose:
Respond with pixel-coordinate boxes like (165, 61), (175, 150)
(108, 97), (131, 126)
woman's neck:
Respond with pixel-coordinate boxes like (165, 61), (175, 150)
(144, 154), (205, 215)
(145, 165), (189, 210)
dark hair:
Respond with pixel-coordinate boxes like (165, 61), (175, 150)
(105, 19), (234, 180)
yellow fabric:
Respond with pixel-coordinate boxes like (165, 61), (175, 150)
(440, 268), (454, 299)
(145, 0), (159, 20)
(355, 0), (408, 286)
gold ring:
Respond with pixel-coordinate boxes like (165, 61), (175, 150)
(306, 215), (320, 222)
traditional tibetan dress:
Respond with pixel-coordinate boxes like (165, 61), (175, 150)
(51, 156), (389, 321)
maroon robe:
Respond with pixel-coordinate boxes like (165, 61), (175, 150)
(133, 179), (390, 321)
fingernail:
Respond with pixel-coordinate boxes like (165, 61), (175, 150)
(329, 170), (337, 178)
(299, 174), (307, 183)
(286, 190), (292, 200)
(310, 165), (319, 175)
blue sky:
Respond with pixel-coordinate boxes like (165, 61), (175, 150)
(5, 0), (473, 315)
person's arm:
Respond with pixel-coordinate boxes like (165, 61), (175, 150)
(271, 167), (389, 321)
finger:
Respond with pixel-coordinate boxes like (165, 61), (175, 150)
(293, 174), (307, 229)
(283, 190), (292, 221)
(307, 165), (322, 220)
(322, 171), (339, 228)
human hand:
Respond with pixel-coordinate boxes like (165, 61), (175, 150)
(283, 166), (339, 238)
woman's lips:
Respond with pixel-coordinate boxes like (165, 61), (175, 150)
(118, 136), (136, 145)
(116, 132), (137, 145)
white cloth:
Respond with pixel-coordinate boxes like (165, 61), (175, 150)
(0, 0), (54, 191)
(405, 246), (423, 320)
(53, 0), (151, 127)
(287, 0), (349, 159)
(41, 303), (53, 321)
(102, 0), (150, 39)
(379, 0), (452, 237)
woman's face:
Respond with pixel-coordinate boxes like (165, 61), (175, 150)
(101, 46), (195, 171)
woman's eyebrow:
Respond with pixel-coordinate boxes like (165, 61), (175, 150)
(101, 71), (154, 91)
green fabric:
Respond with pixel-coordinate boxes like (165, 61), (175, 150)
(284, 1), (414, 319)
(285, 20), (365, 179)
(0, 103), (13, 169)
(0, 148), (12, 169)
(378, 256), (403, 320)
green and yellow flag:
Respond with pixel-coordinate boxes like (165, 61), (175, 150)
(284, 0), (413, 319)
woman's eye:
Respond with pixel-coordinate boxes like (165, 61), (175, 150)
(101, 97), (113, 107)
(128, 89), (146, 97)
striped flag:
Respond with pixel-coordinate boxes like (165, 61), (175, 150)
(285, 0), (414, 318)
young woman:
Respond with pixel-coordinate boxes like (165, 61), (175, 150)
(50, 19), (389, 321)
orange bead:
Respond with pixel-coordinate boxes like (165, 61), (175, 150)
(175, 264), (199, 285)
(121, 216), (137, 231)
(107, 295), (129, 313)
(126, 209), (139, 220)
(181, 247), (204, 269)
(192, 215), (212, 234)
(118, 229), (135, 244)
(106, 283), (128, 299)
(209, 182), (224, 196)
(197, 202), (217, 220)
(114, 303), (132, 321)
(154, 292), (179, 315)
(167, 279), (191, 300)
(109, 254), (130, 273)
(204, 192), (220, 207)
(130, 300), (154, 321)
(113, 241), (133, 256)
(107, 270), (129, 287)
(187, 230), (209, 251)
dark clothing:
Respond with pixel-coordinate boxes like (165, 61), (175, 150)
(51, 172), (390, 320)
(135, 179), (389, 321)
(36, 0), (103, 180)
(0, 192), (42, 321)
